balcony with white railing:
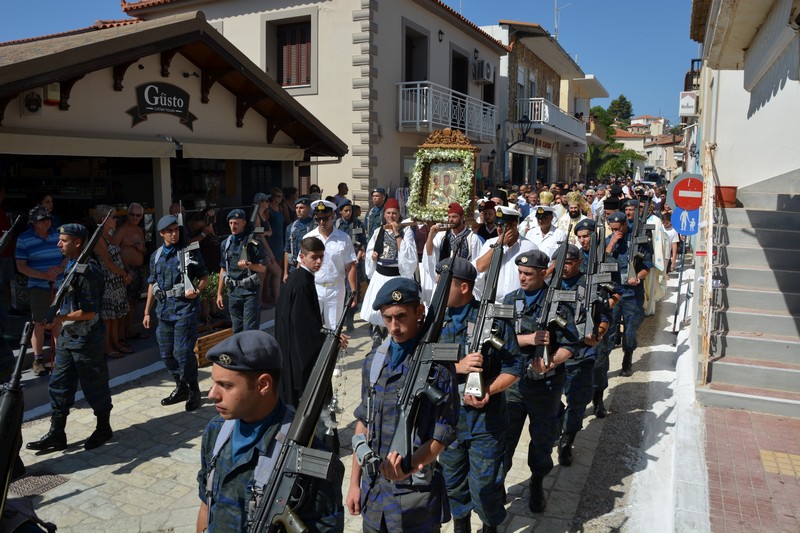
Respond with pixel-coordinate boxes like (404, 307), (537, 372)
(515, 98), (586, 142)
(397, 81), (497, 142)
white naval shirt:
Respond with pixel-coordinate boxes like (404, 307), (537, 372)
(525, 224), (567, 260)
(473, 234), (539, 303)
(303, 227), (357, 285)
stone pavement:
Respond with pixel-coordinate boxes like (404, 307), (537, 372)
(14, 272), (799, 532)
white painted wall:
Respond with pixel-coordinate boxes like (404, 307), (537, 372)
(702, 68), (800, 188)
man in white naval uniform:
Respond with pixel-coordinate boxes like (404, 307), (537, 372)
(303, 200), (358, 328)
(525, 206), (567, 260)
(474, 205), (539, 303)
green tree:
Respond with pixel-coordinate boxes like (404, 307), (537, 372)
(596, 148), (646, 179)
(608, 94), (633, 122)
(590, 105), (615, 138)
(668, 125), (682, 135)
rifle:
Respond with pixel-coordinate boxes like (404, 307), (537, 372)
(385, 239), (463, 475)
(248, 291), (354, 533)
(464, 230), (514, 398)
(1, 214), (109, 517)
(581, 228), (614, 340)
(626, 197), (654, 283)
(532, 228), (576, 367)
(242, 203), (265, 264)
(176, 201), (200, 295)
(0, 215), (24, 256)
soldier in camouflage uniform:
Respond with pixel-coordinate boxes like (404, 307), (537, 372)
(197, 330), (344, 532)
(502, 250), (580, 514)
(143, 215), (209, 412)
(347, 277), (458, 532)
(283, 197), (313, 280)
(27, 223), (112, 452)
(435, 258), (523, 533)
(216, 209), (266, 333)
(557, 243), (612, 466)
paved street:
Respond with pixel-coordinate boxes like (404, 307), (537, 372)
(10, 271), (797, 532)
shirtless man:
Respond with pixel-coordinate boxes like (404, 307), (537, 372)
(117, 203), (148, 339)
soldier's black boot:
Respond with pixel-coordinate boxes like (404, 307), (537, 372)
(558, 432), (576, 466)
(84, 411), (113, 450)
(161, 377), (189, 406)
(453, 514), (471, 533)
(529, 474), (546, 513)
(185, 382), (202, 412)
(26, 413), (67, 451)
(621, 351), (633, 377)
(592, 390), (607, 419)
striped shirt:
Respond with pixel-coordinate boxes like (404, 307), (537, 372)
(15, 227), (63, 289)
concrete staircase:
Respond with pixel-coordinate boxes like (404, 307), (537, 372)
(696, 176), (800, 417)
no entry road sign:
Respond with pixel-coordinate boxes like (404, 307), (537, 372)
(667, 173), (704, 211)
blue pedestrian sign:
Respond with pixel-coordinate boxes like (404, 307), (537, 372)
(672, 207), (700, 236)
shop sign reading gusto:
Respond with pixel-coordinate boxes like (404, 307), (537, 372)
(127, 83), (197, 130)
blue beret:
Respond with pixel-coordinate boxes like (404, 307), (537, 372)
(515, 250), (550, 269)
(372, 277), (421, 310)
(337, 198), (352, 210)
(436, 256), (477, 283)
(607, 211), (627, 224)
(564, 244), (581, 261)
(295, 197), (311, 206)
(253, 192), (270, 203)
(573, 219), (596, 234)
(372, 187), (386, 195)
(623, 199), (639, 209)
(58, 223), (87, 240)
(227, 208), (246, 221)
(157, 215), (178, 232)
(311, 200), (336, 215)
(206, 330), (282, 372)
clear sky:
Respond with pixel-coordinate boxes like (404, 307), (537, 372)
(0, 0), (699, 125)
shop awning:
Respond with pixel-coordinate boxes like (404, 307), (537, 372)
(181, 142), (303, 161)
(0, 132), (176, 158)
(0, 12), (347, 159)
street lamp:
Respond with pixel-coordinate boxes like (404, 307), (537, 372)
(505, 115), (532, 151)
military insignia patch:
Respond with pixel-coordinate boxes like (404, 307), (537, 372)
(391, 290), (402, 302)
(219, 354), (232, 365)
(520, 256), (528, 264)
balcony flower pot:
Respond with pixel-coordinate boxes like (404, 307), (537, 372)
(714, 186), (738, 208)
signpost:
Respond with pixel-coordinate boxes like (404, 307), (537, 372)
(669, 177), (704, 333)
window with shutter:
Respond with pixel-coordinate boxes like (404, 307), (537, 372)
(277, 21), (311, 87)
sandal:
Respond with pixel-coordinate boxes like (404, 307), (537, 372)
(106, 351), (125, 359)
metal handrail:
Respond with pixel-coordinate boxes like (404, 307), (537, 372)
(699, 141), (718, 385)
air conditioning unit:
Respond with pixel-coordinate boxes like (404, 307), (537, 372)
(472, 60), (493, 84)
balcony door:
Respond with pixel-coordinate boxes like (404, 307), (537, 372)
(404, 26), (428, 82)
(451, 51), (469, 95)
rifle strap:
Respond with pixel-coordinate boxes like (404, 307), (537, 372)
(205, 406), (295, 526)
(366, 340), (390, 445)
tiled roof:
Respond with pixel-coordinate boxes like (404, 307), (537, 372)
(122, 0), (177, 13)
(644, 134), (683, 147)
(631, 114), (662, 120)
(122, 0), (509, 51)
(0, 19), (140, 47)
(611, 129), (646, 139)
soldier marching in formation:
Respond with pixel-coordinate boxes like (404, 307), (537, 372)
(4, 178), (671, 532)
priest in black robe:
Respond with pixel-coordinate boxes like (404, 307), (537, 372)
(275, 236), (326, 406)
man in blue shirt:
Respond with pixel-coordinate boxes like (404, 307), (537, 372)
(143, 215), (209, 412)
(347, 277), (459, 532)
(197, 330), (344, 532)
(15, 206), (65, 376)
(436, 258), (523, 533)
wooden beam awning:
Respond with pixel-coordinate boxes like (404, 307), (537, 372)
(0, 11), (347, 158)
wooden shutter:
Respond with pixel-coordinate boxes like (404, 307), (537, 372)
(277, 21), (311, 87)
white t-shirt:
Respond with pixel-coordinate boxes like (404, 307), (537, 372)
(473, 235), (539, 303)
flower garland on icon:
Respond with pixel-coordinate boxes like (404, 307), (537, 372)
(407, 147), (474, 222)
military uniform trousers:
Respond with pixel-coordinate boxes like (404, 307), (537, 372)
(439, 422), (508, 526)
(505, 369), (566, 477)
(227, 286), (260, 333)
(562, 358), (595, 435)
(156, 312), (199, 385)
(608, 293), (644, 355)
(361, 475), (446, 533)
(50, 327), (111, 417)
